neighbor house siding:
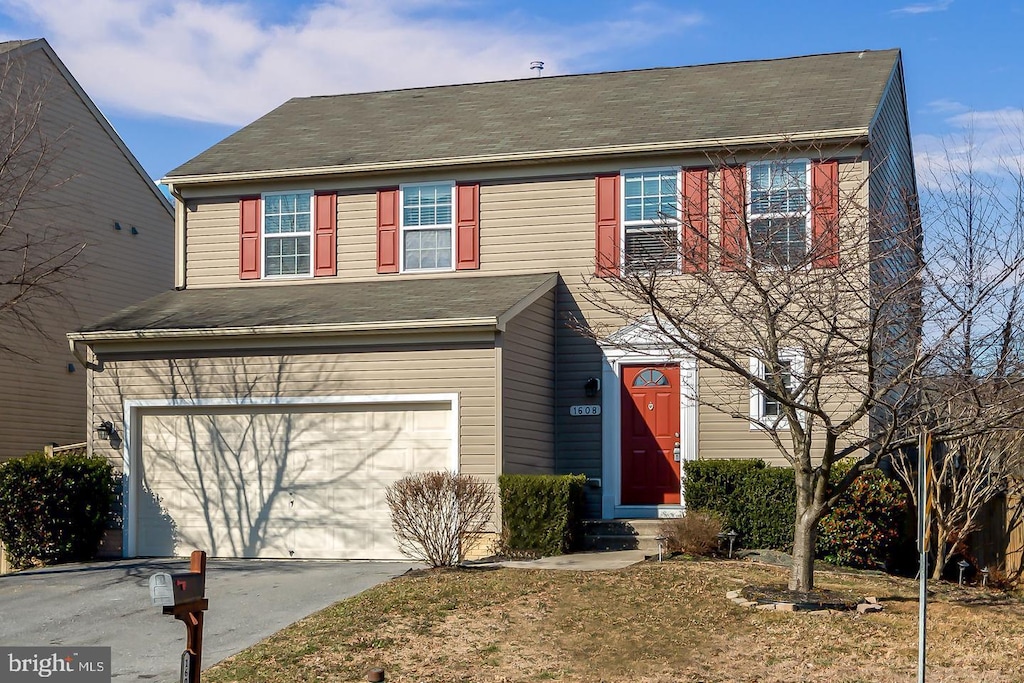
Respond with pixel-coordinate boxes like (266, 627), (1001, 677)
(500, 287), (556, 474)
(89, 346), (498, 480)
(0, 46), (172, 460)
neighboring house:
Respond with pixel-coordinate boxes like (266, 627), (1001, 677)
(70, 50), (915, 560)
(0, 39), (172, 460)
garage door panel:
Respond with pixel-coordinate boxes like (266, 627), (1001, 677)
(136, 402), (453, 559)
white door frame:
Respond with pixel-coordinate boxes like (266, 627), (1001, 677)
(120, 393), (460, 558)
(599, 322), (697, 520)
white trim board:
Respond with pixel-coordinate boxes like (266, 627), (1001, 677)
(599, 341), (697, 520)
(120, 393), (460, 558)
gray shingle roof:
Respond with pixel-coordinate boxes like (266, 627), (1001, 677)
(167, 49), (900, 180)
(76, 273), (557, 336)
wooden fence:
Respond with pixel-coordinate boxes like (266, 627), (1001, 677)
(968, 493), (1024, 581)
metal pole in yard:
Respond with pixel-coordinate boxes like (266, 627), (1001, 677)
(917, 429), (929, 683)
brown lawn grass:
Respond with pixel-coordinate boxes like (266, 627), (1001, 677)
(204, 558), (1024, 683)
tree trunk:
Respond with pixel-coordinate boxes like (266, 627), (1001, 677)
(789, 509), (818, 592)
(931, 539), (948, 581)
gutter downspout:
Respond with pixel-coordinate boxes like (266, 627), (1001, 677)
(167, 183), (187, 290)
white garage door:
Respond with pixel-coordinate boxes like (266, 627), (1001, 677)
(133, 402), (453, 559)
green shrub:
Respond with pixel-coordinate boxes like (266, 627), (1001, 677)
(684, 458), (911, 567)
(684, 459), (794, 551)
(734, 466), (797, 551)
(498, 474), (586, 556)
(817, 459), (910, 570)
(0, 451), (115, 569)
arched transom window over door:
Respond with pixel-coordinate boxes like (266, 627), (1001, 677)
(632, 368), (670, 387)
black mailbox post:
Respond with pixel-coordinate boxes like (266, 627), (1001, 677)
(150, 550), (209, 683)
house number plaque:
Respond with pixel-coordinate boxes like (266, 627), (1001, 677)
(570, 405), (601, 416)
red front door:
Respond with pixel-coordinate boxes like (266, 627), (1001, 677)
(621, 364), (681, 505)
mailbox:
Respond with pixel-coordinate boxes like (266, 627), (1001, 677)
(150, 571), (205, 607)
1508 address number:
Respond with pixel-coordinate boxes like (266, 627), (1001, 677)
(569, 405), (601, 416)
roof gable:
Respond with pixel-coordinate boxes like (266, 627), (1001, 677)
(166, 49), (901, 182)
(2, 38), (172, 214)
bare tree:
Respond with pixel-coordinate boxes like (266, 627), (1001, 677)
(0, 47), (81, 355)
(579, 139), (1024, 592)
(892, 123), (1024, 579)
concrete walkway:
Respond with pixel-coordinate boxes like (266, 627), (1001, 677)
(485, 550), (648, 571)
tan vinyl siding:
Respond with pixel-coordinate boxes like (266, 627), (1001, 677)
(500, 288), (556, 473)
(172, 153), (877, 515)
(89, 347), (498, 481)
(0, 47), (172, 460)
(184, 198), (238, 287)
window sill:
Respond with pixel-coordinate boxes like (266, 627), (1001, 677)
(260, 273), (315, 281)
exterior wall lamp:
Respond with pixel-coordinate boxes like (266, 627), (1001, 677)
(95, 421), (115, 440)
(584, 377), (601, 397)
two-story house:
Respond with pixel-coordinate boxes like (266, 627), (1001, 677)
(0, 39), (172, 460)
(70, 49), (915, 560)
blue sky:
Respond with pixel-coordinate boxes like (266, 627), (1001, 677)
(0, 0), (1020, 182)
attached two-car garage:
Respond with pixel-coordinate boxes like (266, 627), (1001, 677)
(129, 397), (456, 560)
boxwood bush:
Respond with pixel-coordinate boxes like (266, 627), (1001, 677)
(684, 458), (911, 568)
(498, 474), (586, 556)
(0, 451), (115, 569)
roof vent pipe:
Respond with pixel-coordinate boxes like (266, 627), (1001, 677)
(530, 60), (544, 76)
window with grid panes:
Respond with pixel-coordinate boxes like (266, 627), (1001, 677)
(623, 169), (679, 272)
(402, 183), (453, 271)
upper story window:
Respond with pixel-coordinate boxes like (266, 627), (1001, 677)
(748, 160), (809, 268)
(402, 182), (454, 272)
(263, 191), (313, 277)
(622, 168), (679, 272)
(749, 350), (804, 429)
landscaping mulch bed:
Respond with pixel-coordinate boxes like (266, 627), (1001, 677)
(740, 584), (859, 611)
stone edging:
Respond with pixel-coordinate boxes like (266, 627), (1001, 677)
(726, 590), (884, 614)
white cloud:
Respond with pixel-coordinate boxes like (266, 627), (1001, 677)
(0, 0), (702, 126)
(890, 0), (952, 15)
(924, 98), (969, 115)
(915, 108), (1024, 189)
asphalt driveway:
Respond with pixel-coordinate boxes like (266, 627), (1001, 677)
(0, 558), (418, 681)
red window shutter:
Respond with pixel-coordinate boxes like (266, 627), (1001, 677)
(720, 165), (746, 272)
(239, 196), (260, 280)
(376, 188), (400, 274)
(811, 160), (840, 268)
(681, 168), (709, 273)
(313, 192), (337, 277)
(595, 173), (620, 277)
(455, 183), (480, 270)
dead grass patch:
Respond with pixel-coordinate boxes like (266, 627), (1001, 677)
(204, 560), (1024, 683)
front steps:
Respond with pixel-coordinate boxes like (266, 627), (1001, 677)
(581, 519), (667, 552)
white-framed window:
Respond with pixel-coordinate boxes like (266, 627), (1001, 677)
(749, 350), (804, 429)
(748, 160), (809, 268)
(262, 190), (313, 278)
(622, 167), (680, 272)
(401, 182), (454, 272)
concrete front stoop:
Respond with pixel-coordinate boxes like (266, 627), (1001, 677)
(581, 519), (667, 553)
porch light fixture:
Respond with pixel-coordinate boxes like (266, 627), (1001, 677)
(584, 377), (601, 397)
(95, 421), (114, 441)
